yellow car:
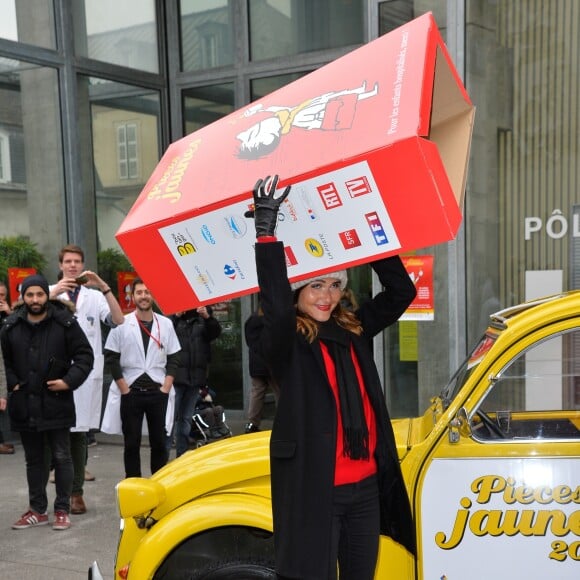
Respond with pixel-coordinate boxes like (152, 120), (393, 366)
(90, 291), (580, 579)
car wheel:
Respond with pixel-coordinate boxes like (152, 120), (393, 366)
(190, 560), (275, 580)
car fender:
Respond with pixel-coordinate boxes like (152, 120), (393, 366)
(127, 492), (273, 578)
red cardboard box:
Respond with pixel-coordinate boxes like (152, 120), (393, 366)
(116, 12), (474, 313)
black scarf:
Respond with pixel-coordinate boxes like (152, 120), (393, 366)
(317, 320), (369, 460)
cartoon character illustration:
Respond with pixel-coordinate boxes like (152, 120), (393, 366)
(237, 81), (379, 159)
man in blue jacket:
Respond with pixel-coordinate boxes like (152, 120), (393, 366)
(0, 274), (94, 531)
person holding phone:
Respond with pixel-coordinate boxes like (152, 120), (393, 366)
(49, 244), (124, 515)
(0, 274), (93, 530)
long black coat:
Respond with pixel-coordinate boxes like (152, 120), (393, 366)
(0, 300), (94, 432)
(255, 242), (416, 579)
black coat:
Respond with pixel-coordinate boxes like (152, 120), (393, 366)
(255, 242), (417, 579)
(244, 313), (269, 378)
(0, 300), (94, 432)
(171, 309), (221, 388)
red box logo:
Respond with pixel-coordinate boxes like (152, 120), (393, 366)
(339, 229), (361, 249)
(345, 176), (372, 198)
(317, 182), (343, 209)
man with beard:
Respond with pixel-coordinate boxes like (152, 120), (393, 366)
(104, 279), (180, 478)
(0, 274), (94, 531)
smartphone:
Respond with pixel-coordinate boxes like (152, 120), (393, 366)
(75, 275), (88, 284)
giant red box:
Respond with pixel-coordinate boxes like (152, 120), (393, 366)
(116, 12), (474, 313)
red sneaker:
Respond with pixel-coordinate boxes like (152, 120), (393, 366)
(52, 511), (71, 530)
(12, 510), (49, 529)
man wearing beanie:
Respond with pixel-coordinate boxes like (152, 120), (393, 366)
(0, 274), (94, 531)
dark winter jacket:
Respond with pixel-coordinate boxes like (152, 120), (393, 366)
(254, 241), (417, 579)
(0, 300), (94, 432)
(171, 309), (221, 388)
(244, 313), (269, 378)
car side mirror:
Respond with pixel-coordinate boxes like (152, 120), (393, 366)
(449, 407), (471, 443)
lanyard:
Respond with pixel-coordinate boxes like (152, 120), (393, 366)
(136, 314), (164, 350)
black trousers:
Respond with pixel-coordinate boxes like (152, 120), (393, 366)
(329, 474), (380, 580)
(20, 428), (73, 514)
(120, 389), (169, 478)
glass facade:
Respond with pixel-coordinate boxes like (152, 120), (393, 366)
(248, 0), (365, 60)
(0, 0), (56, 48)
(73, 0), (159, 73)
(0, 58), (64, 262)
(0, 0), (578, 427)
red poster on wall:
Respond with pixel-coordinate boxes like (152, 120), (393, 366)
(8, 267), (36, 305)
(117, 271), (138, 313)
(401, 255), (434, 320)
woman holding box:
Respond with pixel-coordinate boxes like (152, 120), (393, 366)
(247, 175), (417, 579)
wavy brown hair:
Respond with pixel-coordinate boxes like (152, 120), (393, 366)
(296, 298), (363, 343)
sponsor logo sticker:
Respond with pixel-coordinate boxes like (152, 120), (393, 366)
(223, 260), (246, 281)
(346, 176), (372, 198)
(284, 246), (298, 266)
(316, 182), (343, 209)
(339, 229), (361, 249)
(201, 224), (217, 245)
(365, 212), (389, 245)
(223, 215), (247, 239)
(299, 191), (319, 221)
(304, 238), (324, 258)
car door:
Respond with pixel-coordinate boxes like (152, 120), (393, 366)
(414, 324), (580, 580)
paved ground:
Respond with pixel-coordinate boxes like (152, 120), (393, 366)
(0, 413), (271, 580)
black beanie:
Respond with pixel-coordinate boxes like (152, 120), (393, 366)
(21, 274), (50, 298)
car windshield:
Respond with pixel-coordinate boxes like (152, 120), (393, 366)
(440, 332), (499, 409)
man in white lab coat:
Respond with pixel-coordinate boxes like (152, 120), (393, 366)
(104, 279), (180, 478)
(50, 244), (125, 515)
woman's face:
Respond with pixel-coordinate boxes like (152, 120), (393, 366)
(296, 278), (343, 322)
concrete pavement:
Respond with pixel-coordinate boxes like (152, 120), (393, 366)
(0, 413), (271, 580)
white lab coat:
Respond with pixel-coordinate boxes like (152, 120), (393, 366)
(52, 285), (112, 431)
(100, 311), (180, 435)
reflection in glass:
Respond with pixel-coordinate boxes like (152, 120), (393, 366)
(250, 72), (309, 101)
(73, 0), (158, 73)
(0, 0), (56, 48)
(0, 58), (63, 259)
(378, 0), (415, 35)
(179, 0), (234, 71)
(249, 0), (364, 61)
(182, 83), (235, 135)
(82, 77), (161, 252)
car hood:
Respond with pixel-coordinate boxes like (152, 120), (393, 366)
(147, 433), (272, 518)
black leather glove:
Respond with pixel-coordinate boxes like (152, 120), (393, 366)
(245, 175), (291, 238)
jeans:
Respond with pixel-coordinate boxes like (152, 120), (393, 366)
(120, 389), (169, 478)
(70, 431), (87, 496)
(20, 428), (73, 514)
(328, 474), (380, 580)
(173, 384), (197, 458)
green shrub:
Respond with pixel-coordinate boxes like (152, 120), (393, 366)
(97, 248), (133, 291)
(0, 236), (47, 283)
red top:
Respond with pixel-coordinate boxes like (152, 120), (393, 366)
(320, 341), (378, 486)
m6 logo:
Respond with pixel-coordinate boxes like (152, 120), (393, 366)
(177, 243), (196, 256)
